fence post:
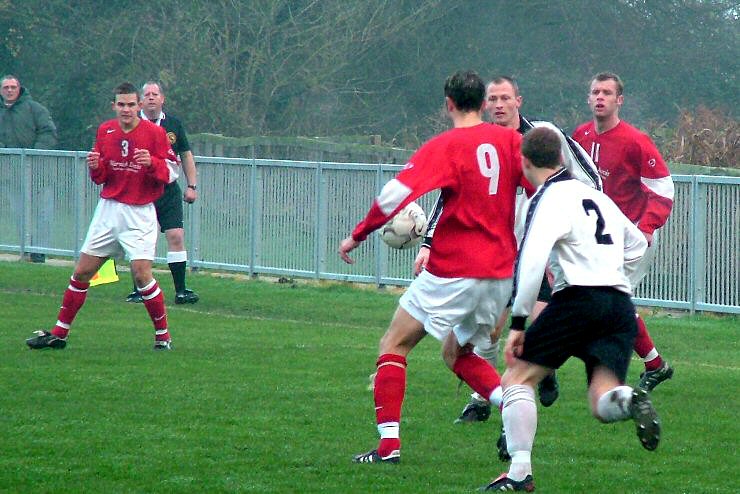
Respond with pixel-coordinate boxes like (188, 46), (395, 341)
(248, 145), (258, 277)
(18, 149), (28, 257)
(690, 176), (707, 314)
(375, 162), (385, 288)
(314, 161), (328, 279)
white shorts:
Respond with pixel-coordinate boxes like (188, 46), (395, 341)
(629, 230), (659, 288)
(81, 198), (158, 261)
(400, 270), (512, 348)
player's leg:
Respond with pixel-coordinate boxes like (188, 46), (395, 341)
(157, 182), (198, 304)
(164, 227), (198, 304)
(630, 235), (673, 391)
(586, 289), (660, 451)
(443, 330), (503, 410)
(634, 313), (673, 390)
(125, 269), (143, 303)
(353, 306), (426, 463)
(26, 253), (107, 349)
(456, 321), (500, 424)
(533, 275), (560, 407)
(589, 366), (660, 452)
(121, 202), (171, 349)
(482, 359), (546, 491)
(27, 199), (118, 349)
(131, 259), (171, 349)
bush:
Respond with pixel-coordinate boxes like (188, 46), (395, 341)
(656, 106), (739, 169)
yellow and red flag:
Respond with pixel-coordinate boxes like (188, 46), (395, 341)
(89, 259), (119, 287)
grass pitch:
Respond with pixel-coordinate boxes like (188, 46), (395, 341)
(0, 260), (737, 493)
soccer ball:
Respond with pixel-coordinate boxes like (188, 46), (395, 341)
(379, 202), (428, 249)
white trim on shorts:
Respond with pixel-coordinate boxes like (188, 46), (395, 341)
(81, 198), (158, 261)
(399, 270), (512, 348)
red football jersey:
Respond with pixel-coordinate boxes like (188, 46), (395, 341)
(352, 122), (529, 279)
(572, 120), (674, 235)
(91, 119), (176, 205)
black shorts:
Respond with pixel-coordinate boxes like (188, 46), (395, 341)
(154, 182), (184, 233)
(536, 275), (552, 303)
(518, 286), (637, 383)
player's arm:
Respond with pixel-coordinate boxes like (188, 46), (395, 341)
(565, 135), (602, 190)
(181, 150), (198, 203)
(634, 136), (674, 238)
(622, 209), (649, 282)
(87, 134), (107, 184)
(141, 132), (178, 184)
(413, 194), (443, 275)
(340, 140), (454, 263)
(510, 192), (568, 329)
(31, 103), (58, 149)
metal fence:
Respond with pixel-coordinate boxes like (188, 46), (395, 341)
(1, 148), (738, 314)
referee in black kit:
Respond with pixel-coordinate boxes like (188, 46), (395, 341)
(126, 81), (200, 305)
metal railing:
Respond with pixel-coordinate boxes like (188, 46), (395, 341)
(1, 148), (738, 314)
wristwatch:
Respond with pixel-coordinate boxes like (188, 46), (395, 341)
(187, 185), (197, 190)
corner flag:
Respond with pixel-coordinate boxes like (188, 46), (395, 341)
(90, 259), (119, 286)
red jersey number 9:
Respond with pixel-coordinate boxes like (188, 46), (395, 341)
(477, 143), (500, 195)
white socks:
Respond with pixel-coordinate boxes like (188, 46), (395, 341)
(596, 386), (633, 422)
(502, 384), (537, 481)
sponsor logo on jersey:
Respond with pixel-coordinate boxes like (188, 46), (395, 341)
(598, 167), (610, 178)
(648, 158), (656, 167)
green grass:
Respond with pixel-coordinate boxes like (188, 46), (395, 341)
(0, 261), (738, 493)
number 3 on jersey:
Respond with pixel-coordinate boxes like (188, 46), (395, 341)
(120, 139), (129, 157)
(477, 143), (500, 194)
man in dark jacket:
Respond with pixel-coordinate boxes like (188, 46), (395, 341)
(1, 75), (58, 261)
(0, 75), (57, 149)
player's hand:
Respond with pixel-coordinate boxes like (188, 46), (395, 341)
(133, 148), (152, 167)
(643, 231), (653, 246)
(87, 150), (100, 170)
(413, 245), (430, 276)
(504, 329), (525, 367)
(183, 187), (197, 204)
(338, 236), (361, 264)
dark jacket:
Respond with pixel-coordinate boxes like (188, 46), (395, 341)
(0, 86), (58, 149)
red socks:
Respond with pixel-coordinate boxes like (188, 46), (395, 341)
(633, 314), (663, 371)
(51, 277), (90, 338)
(453, 352), (501, 401)
(374, 354), (406, 456)
(139, 279), (170, 341)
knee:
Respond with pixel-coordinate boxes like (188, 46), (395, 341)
(165, 229), (185, 250)
(442, 348), (457, 370)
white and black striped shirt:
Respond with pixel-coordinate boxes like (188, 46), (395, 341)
(511, 170), (647, 327)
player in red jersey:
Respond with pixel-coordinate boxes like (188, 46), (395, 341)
(573, 72), (675, 391)
(339, 70), (532, 464)
(26, 82), (178, 351)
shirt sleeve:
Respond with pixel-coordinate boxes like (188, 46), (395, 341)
(634, 135), (674, 235)
(89, 129), (107, 184)
(511, 190), (570, 325)
(351, 139), (456, 242)
(622, 211), (648, 281)
(31, 102), (58, 149)
(147, 129), (177, 184)
(421, 194), (444, 247)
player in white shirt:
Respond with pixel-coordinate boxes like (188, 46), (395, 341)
(481, 127), (660, 492)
